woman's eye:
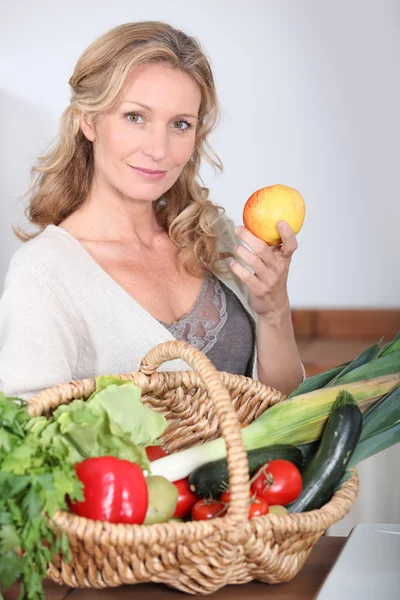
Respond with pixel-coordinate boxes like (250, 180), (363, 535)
(174, 120), (192, 131)
(125, 113), (143, 123)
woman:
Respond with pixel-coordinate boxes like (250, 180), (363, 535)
(0, 21), (304, 400)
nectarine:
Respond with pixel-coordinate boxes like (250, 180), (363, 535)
(243, 184), (305, 246)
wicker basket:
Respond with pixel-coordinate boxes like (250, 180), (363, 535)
(28, 341), (359, 595)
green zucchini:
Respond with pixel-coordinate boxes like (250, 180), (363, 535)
(288, 390), (362, 513)
(189, 444), (304, 498)
(297, 440), (319, 467)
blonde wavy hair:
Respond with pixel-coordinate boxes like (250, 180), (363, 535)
(17, 21), (232, 276)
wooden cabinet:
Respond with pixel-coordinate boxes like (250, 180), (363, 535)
(293, 309), (400, 376)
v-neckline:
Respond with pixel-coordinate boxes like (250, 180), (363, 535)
(46, 225), (208, 331)
(158, 272), (210, 327)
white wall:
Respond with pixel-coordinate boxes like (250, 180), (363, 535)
(1, 0), (399, 304)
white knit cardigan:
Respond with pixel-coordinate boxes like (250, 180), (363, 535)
(0, 219), (263, 400)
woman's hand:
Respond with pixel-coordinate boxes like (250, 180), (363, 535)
(229, 221), (298, 321)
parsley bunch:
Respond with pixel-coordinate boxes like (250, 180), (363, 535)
(0, 393), (83, 600)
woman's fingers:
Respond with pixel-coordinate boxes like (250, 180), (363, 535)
(275, 221), (298, 258)
(234, 243), (270, 280)
(234, 226), (275, 267)
(229, 259), (268, 298)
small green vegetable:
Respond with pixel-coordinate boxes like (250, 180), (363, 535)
(144, 476), (179, 524)
(288, 391), (362, 513)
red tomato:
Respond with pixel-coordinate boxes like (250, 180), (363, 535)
(219, 490), (268, 518)
(145, 445), (168, 461)
(251, 459), (302, 506)
(219, 489), (253, 504)
(172, 478), (199, 518)
(192, 499), (227, 521)
(249, 496), (269, 518)
(69, 456), (148, 525)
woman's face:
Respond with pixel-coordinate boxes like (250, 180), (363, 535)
(82, 63), (201, 204)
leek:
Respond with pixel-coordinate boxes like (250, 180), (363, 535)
(349, 421), (400, 468)
(151, 334), (400, 482)
(336, 421), (400, 491)
(150, 374), (400, 482)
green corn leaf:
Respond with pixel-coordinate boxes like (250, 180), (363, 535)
(326, 339), (383, 387)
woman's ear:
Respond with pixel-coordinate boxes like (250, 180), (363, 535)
(80, 112), (96, 142)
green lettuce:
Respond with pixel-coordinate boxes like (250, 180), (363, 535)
(25, 377), (167, 470)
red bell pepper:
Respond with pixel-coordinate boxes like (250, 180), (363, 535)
(69, 456), (148, 524)
(172, 477), (199, 518)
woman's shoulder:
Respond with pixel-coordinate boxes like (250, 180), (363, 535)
(5, 225), (79, 283)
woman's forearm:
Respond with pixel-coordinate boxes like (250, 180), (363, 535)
(256, 304), (304, 396)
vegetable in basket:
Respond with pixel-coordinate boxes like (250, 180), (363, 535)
(146, 444), (199, 519)
(251, 459), (303, 507)
(68, 456), (149, 524)
(25, 376), (168, 470)
(144, 475), (179, 524)
(149, 336), (400, 483)
(0, 376), (168, 599)
(218, 489), (271, 518)
(191, 499), (227, 520)
(172, 477), (199, 518)
(287, 390), (362, 512)
(299, 384), (400, 470)
(189, 444), (303, 498)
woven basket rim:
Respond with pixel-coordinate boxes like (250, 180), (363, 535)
(27, 369), (279, 416)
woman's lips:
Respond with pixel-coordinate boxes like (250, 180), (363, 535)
(129, 166), (167, 180)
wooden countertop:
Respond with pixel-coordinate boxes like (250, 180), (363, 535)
(4, 536), (346, 600)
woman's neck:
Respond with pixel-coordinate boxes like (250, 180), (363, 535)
(59, 186), (164, 245)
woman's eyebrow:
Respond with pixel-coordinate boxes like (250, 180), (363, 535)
(121, 100), (198, 119)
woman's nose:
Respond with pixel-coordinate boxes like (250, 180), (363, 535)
(141, 124), (168, 162)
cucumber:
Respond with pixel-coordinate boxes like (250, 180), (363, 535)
(288, 390), (362, 513)
(189, 444), (304, 498)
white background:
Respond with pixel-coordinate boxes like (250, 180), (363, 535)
(1, 0), (399, 535)
(1, 0), (399, 303)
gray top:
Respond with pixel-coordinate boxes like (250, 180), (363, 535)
(159, 273), (255, 377)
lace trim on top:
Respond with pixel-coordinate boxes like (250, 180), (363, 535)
(159, 273), (227, 354)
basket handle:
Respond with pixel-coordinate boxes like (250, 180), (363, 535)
(139, 340), (251, 531)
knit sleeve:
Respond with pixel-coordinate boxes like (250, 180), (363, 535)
(0, 263), (80, 400)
